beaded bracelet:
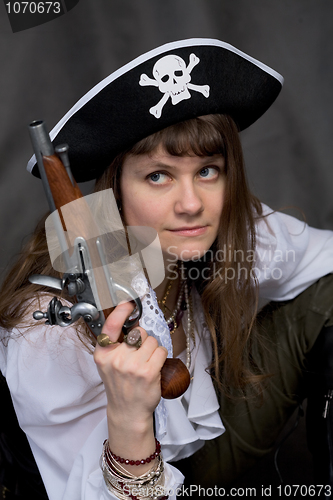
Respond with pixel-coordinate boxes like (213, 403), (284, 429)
(100, 440), (168, 500)
(105, 438), (161, 466)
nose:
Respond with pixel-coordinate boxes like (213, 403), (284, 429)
(174, 181), (204, 216)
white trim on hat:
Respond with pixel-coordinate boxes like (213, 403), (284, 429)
(27, 38), (284, 174)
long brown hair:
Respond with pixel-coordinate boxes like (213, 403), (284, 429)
(92, 114), (264, 396)
(0, 114), (264, 396)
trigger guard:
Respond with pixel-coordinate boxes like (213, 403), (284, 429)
(122, 296), (142, 334)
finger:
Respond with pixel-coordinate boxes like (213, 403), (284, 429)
(134, 335), (163, 363)
(95, 326), (148, 370)
(101, 301), (136, 343)
(149, 346), (169, 370)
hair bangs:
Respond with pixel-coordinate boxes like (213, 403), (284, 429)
(128, 115), (227, 157)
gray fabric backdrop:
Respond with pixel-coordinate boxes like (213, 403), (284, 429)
(1, 0), (332, 492)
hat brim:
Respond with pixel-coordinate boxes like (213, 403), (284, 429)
(27, 38), (283, 182)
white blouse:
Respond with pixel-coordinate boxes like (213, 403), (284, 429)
(1, 205), (333, 500)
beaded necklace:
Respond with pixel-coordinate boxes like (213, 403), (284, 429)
(157, 261), (193, 370)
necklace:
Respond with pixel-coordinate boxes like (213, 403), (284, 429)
(164, 279), (186, 333)
(158, 273), (174, 317)
(183, 270), (193, 370)
(158, 261), (193, 369)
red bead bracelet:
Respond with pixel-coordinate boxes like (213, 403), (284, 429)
(105, 438), (161, 466)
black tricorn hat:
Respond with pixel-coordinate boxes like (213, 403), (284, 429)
(27, 38), (283, 182)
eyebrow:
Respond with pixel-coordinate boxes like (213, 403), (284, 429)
(133, 161), (176, 173)
(133, 156), (224, 174)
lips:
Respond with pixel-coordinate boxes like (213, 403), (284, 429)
(170, 226), (204, 231)
(169, 226), (208, 236)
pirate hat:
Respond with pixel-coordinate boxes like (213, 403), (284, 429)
(27, 38), (283, 182)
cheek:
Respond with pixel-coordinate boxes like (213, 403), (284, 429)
(122, 192), (163, 228)
(216, 196), (225, 221)
(208, 187), (225, 224)
(120, 179), (142, 225)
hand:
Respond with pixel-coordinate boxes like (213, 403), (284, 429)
(94, 301), (168, 434)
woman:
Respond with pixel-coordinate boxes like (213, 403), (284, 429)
(1, 39), (333, 499)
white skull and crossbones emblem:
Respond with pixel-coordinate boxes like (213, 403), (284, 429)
(139, 53), (210, 118)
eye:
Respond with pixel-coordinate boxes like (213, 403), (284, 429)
(199, 167), (219, 179)
(148, 172), (169, 184)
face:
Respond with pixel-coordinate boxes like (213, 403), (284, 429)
(120, 145), (225, 263)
